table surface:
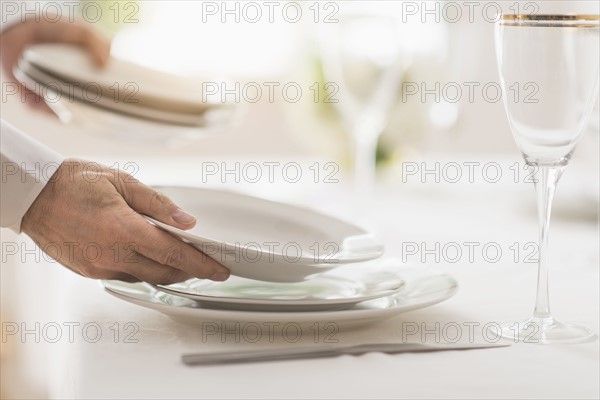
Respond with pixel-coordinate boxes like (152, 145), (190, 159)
(1, 155), (598, 399)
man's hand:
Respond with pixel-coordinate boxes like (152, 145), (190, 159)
(21, 160), (230, 285)
(0, 17), (111, 111)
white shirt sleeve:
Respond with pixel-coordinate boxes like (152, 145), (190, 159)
(1, 119), (65, 232)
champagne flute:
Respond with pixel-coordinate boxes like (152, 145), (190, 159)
(318, 4), (410, 208)
(495, 14), (600, 344)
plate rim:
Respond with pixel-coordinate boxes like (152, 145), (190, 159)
(101, 271), (458, 322)
(151, 276), (406, 307)
(23, 43), (218, 110)
(17, 58), (217, 127)
(145, 186), (385, 264)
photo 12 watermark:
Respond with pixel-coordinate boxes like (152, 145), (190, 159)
(198, 1), (339, 24)
(1, 321), (140, 344)
(1, 160), (139, 185)
(399, 320), (542, 344)
(198, 161), (340, 184)
(401, 81), (539, 104)
(1, 81), (141, 106)
(198, 321), (340, 344)
(399, 161), (544, 184)
(396, 1), (540, 24)
(201, 81), (339, 104)
(400, 241), (539, 264)
(1, 1), (140, 24)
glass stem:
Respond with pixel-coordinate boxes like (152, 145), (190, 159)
(532, 164), (564, 319)
(353, 132), (378, 208)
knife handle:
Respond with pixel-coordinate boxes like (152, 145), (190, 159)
(182, 346), (342, 365)
(181, 343), (432, 365)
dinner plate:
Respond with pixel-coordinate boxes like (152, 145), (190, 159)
(102, 264), (457, 329)
(152, 271), (405, 311)
(16, 58), (223, 127)
(23, 44), (221, 114)
(146, 186), (384, 282)
(13, 61), (241, 146)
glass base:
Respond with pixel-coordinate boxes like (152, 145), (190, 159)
(493, 317), (597, 344)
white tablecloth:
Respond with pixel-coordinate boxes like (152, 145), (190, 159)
(1, 156), (598, 399)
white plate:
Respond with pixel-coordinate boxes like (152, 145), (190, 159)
(102, 265), (457, 329)
(16, 58), (226, 127)
(153, 271), (405, 312)
(23, 44), (221, 114)
(146, 186), (384, 282)
(13, 63), (236, 147)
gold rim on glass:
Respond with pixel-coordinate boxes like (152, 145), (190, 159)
(499, 14), (600, 27)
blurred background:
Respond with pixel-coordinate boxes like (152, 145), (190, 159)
(1, 1), (599, 398)
(1, 0), (595, 162)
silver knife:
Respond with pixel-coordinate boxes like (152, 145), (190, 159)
(182, 341), (510, 366)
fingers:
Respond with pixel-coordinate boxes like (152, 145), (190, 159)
(0, 17), (110, 76)
(32, 18), (111, 66)
(112, 175), (230, 282)
(110, 274), (139, 283)
(23, 89), (52, 113)
(77, 268), (138, 283)
(81, 26), (111, 66)
(0, 35), (29, 80)
(125, 214), (230, 282)
(73, 241), (196, 285)
(0, 17), (111, 114)
(115, 176), (197, 231)
(0, 23), (47, 107)
(120, 254), (194, 285)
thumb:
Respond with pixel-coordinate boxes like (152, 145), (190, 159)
(115, 175), (197, 230)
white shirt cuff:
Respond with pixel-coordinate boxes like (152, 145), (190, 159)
(1, 119), (65, 232)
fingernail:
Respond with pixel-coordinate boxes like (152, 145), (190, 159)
(172, 208), (196, 224)
(210, 271), (229, 281)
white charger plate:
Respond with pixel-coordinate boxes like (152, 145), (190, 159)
(146, 186), (384, 282)
(102, 265), (457, 328)
(153, 271), (405, 312)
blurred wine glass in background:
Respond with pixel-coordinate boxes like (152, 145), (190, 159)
(318, 3), (413, 209)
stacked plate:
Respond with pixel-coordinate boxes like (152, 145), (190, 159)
(14, 44), (236, 143)
(103, 187), (458, 327)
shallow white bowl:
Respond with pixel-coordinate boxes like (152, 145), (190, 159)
(147, 186), (384, 282)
